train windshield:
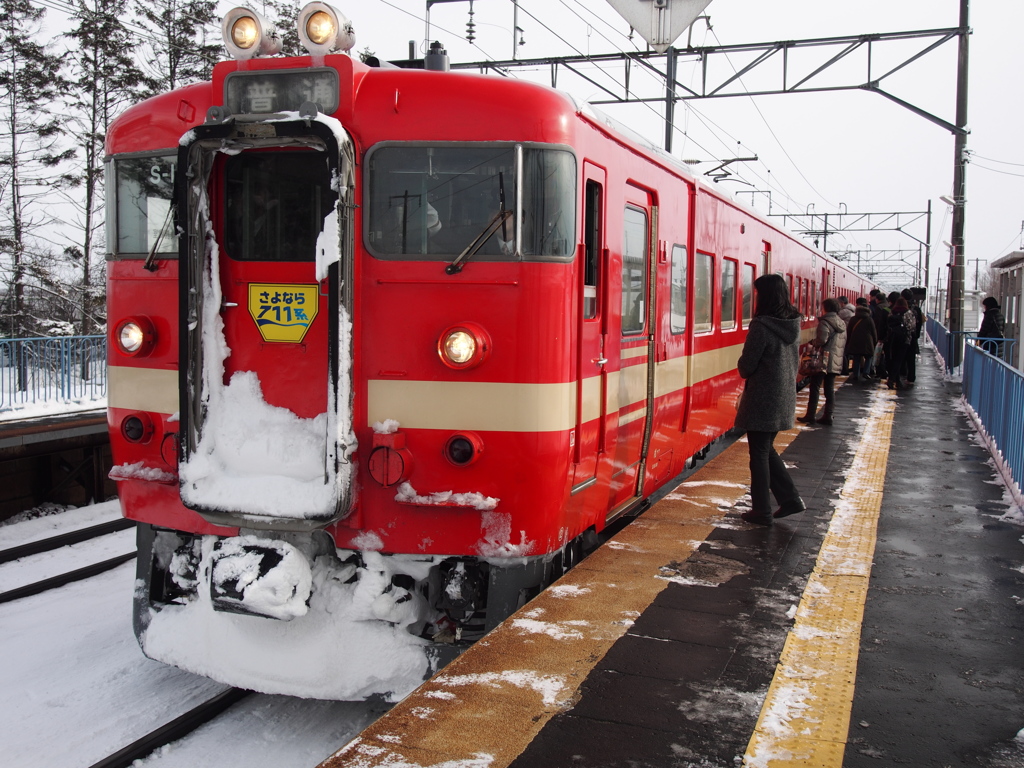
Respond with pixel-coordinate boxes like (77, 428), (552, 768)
(366, 144), (575, 261)
(224, 151), (333, 262)
(111, 155), (178, 257)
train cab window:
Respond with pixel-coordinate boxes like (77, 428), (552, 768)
(670, 244), (687, 334)
(621, 206), (648, 335)
(224, 151), (332, 262)
(741, 263), (755, 327)
(583, 180), (602, 320)
(365, 144), (575, 262)
(721, 258), (737, 330)
(694, 252), (713, 333)
(111, 155), (178, 257)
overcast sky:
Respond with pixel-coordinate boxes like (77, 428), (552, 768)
(259, 0), (1015, 294)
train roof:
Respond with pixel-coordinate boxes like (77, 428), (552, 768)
(105, 53), (870, 285)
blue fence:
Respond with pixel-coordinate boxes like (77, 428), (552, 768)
(963, 342), (1024, 504)
(928, 317), (1023, 503)
(925, 316), (1017, 375)
(0, 336), (107, 414)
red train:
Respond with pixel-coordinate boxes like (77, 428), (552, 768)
(106, 4), (875, 699)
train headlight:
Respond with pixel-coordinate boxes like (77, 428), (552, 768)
(297, 3), (355, 55)
(438, 323), (491, 370)
(115, 317), (156, 357)
(230, 15), (259, 49)
(121, 413), (155, 444)
(222, 7), (282, 60)
(444, 433), (484, 466)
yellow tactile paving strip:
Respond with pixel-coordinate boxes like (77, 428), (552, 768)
(319, 390), (816, 768)
(743, 387), (896, 767)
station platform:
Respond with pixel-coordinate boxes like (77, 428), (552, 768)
(322, 346), (1024, 768)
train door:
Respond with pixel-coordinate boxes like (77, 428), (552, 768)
(177, 118), (354, 529)
(572, 166), (611, 491)
(607, 188), (656, 518)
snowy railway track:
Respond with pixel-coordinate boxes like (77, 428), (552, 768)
(0, 518), (134, 564)
(0, 551), (137, 604)
(85, 688), (253, 768)
(0, 518), (137, 604)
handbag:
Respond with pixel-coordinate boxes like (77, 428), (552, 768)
(798, 347), (829, 377)
(798, 327), (835, 377)
(872, 341), (885, 369)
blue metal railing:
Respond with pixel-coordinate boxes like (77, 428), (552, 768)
(962, 340), (1024, 504)
(926, 316), (967, 374)
(0, 336), (107, 413)
(926, 316), (1016, 374)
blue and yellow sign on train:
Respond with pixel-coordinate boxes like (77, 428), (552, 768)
(247, 283), (318, 343)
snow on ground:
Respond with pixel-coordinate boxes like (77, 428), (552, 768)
(0, 499), (122, 547)
(0, 507), (384, 768)
(0, 526), (135, 593)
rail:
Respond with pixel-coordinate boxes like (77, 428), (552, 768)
(962, 340), (1024, 505)
(0, 336), (106, 414)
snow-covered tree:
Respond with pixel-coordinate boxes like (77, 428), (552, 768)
(0, 0), (75, 340)
(133, 0), (221, 95)
(62, 0), (155, 335)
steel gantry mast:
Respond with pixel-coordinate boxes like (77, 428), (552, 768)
(442, 0), (969, 316)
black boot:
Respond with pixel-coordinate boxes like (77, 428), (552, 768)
(799, 386), (819, 424)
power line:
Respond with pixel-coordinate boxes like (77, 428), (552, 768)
(970, 160), (1024, 179)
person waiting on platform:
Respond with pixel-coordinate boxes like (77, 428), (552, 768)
(798, 298), (847, 426)
(978, 296), (1005, 357)
(734, 273), (806, 526)
(846, 297), (878, 382)
(901, 288), (924, 384)
(886, 296), (917, 390)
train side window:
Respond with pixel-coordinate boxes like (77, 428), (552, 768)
(761, 241), (771, 275)
(112, 154), (178, 257)
(583, 180), (602, 320)
(721, 258), (737, 330)
(694, 252), (713, 333)
(786, 273), (794, 303)
(621, 206), (648, 335)
(741, 263), (755, 327)
(670, 244), (687, 334)
(521, 149), (577, 258)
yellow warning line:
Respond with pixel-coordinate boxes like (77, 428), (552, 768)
(743, 388), (897, 767)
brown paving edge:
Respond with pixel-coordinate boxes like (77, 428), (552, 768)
(320, 422), (807, 768)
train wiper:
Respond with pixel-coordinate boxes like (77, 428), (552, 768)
(144, 203), (176, 272)
(444, 209), (513, 275)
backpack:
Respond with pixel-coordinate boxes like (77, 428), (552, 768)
(887, 312), (908, 345)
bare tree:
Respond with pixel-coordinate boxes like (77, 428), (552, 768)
(0, 0), (74, 340)
(62, 0), (155, 335)
(133, 0), (221, 95)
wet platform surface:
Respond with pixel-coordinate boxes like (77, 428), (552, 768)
(323, 346), (1024, 768)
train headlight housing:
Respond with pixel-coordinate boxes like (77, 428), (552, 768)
(444, 433), (484, 466)
(222, 7), (282, 60)
(297, 3), (355, 55)
(115, 317), (156, 357)
(121, 413), (155, 444)
(438, 323), (491, 370)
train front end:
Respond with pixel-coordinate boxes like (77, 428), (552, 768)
(106, 6), (584, 700)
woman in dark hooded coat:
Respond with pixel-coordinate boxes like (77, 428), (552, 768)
(734, 273), (805, 526)
(978, 297), (1005, 356)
